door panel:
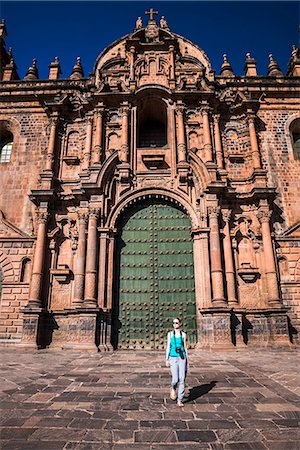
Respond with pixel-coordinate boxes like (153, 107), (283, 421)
(114, 200), (197, 349)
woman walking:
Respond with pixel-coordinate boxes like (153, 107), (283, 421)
(165, 317), (188, 407)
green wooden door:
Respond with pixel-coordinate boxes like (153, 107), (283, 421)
(114, 200), (197, 350)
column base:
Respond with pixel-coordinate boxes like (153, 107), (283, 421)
(231, 308), (292, 348)
(198, 308), (235, 351)
(19, 307), (45, 349)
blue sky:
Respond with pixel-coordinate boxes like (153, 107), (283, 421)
(1, 1), (299, 79)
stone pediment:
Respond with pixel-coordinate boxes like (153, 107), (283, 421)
(281, 221), (300, 237)
(94, 13), (212, 91)
(0, 210), (30, 238)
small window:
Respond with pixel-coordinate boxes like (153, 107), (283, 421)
(0, 131), (13, 163)
(290, 118), (300, 160)
(20, 258), (31, 283)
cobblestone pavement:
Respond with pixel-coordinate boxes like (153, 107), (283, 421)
(0, 348), (300, 450)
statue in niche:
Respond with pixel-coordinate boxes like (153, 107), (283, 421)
(236, 218), (256, 269)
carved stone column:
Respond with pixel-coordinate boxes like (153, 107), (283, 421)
(202, 106), (213, 162)
(176, 103), (187, 163)
(193, 229), (212, 311)
(248, 112), (261, 170)
(222, 211), (238, 305)
(84, 208), (99, 306)
(258, 210), (281, 306)
(97, 229), (109, 308)
(169, 45), (175, 89)
(208, 206), (226, 305)
(73, 212), (88, 305)
(106, 231), (115, 311)
(213, 114), (224, 169)
(119, 103), (129, 163)
(27, 210), (49, 308)
(45, 113), (59, 172)
(82, 113), (93, 170)
(93, 107), (104, 164)
(129, 46), (136, 92)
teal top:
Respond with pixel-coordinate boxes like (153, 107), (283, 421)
(168, 333), (186, 358)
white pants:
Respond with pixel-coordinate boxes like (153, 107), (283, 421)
(169, 356), (187, 401)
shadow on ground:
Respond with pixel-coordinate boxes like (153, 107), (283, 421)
(184, 380), (217, 403)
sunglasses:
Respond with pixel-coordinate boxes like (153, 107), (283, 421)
(173, 321), (180, 325)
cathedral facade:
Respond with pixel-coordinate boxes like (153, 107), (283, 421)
(0, 12), (299, 351)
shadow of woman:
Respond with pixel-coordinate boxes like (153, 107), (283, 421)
(184, 381), (217, 403)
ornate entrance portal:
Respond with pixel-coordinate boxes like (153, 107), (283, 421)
(113, 200), (198, 350)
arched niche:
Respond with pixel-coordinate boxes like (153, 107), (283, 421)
(137, 97), (167, 148)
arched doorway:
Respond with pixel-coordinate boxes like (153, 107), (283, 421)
(112, 199), (197, 350)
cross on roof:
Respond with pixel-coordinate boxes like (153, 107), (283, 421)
(145, 8), (158, 21)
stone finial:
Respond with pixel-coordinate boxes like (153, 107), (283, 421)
(2, 54), (19, 81)
(135, 16), (143, 30)
(0, 18), (7, 40)
(287, 45), (300, 76)
(160, 16), (170, 31)
(267, 54), (283, 77)
(220, 54), (234, 77)
(48, 56), (62, 80)
(70, 56), (84, 79)
(244, 52), (257, 76)
(24, 58), (39, 80)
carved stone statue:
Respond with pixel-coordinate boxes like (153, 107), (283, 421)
(135, 16), (143, 30)
(160, 16), (169, 31)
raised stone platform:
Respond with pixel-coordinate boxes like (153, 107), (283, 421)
(0, 349), (299, 449)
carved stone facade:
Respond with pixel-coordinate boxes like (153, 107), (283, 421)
(0, 14), (299, 350)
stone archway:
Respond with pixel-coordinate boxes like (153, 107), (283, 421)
(111, 198), (198, 350)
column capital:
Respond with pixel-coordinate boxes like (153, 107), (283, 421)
(213, 113), (221, 123)
(208, 206), (220, 219)
(201, 104), (211, 115)
(86, 113), (94, 124)
(222, 209), (232, 223)
(77, 211), (89, 225)
(36, 210), (49, 224)
(95, 105), (105, 115)
(120, 103), (130, 116)
(247, 110), (256, 123)
(257, 210), (271, 224)
(49, 110), (59, 121)
(88, 207), (100, 220)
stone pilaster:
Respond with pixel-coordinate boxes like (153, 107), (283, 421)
(45, 113), (59, 172)
(213, 114), (224, 170)
(202, 106), (213, 162)
(84, 208), (99, 306)
(258, 210), (281, 307)
(169, 45), (175, 89)
(82, 114), (93, 170)
(192, 228), (212, 311)
(248, 111), (261, 170)
(119, 103), (129, 163)
(208, 206), (226, 306)
(27, 210), (49, 308)
(176, 103), (187, 163)
(93, 107), (104, 164)
(106, 231), (116, 311)
(97, 229), (109, 309)
(73, 212), (88, 305)
(222, 210), (238, 305)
